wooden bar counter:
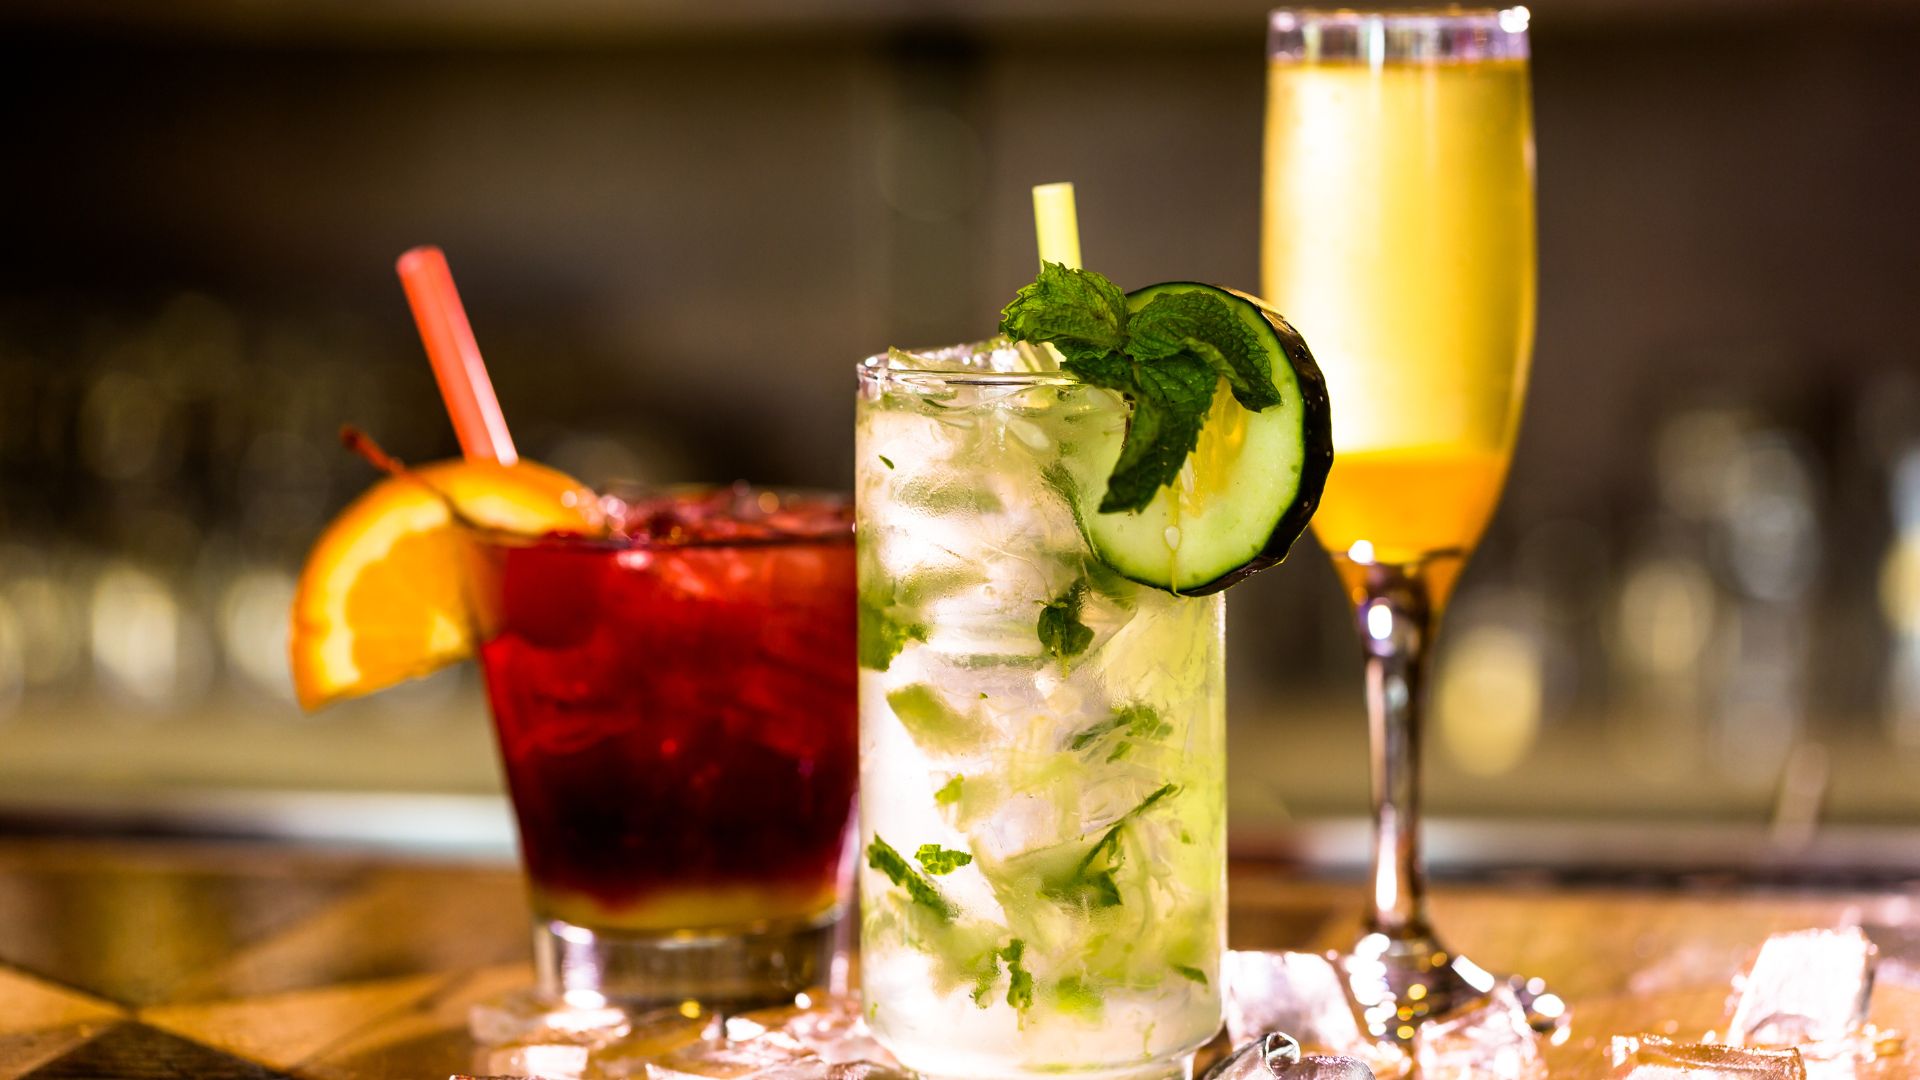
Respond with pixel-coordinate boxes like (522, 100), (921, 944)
(0, 839), (1911, 1078)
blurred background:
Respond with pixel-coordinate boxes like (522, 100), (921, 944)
(2, 0), (1918, 875)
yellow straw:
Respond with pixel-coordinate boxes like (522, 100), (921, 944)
(1031, 182), (1082, 269)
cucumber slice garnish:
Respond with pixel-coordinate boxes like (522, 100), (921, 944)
(1079, 283), (1332, 595)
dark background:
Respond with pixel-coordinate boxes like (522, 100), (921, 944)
(2, 0), (1918, 864)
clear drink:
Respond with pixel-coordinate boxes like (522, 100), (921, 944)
(855, 342), (1225, 1080)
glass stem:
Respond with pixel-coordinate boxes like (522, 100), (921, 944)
(1355, 561), (1437, 941)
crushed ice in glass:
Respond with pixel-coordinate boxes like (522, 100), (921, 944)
(1221, 951), (1410, 1078)
(1610, 1033), (1808, 1079)
(608, 486), (850, 547)
(1413, 984), (1543, 1080)
(1727, 928), (1876, 1054)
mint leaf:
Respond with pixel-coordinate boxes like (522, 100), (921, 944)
(887, 684), (985, 754)
(1060, 347), (1218, 515)
(915, 844), (973, 875)
(1059, 350), (1135, 394)
(1067, 713), (1126, 752)
(1037, 582), (1095, 660)
(859, 596), (924, 671)
(1100, 354), (1215, 514)
(867, 835), (956, 921)
(1122, 703), (1173, 740)
(967, 938), (1034, 1012)
(878, 454), (894, 469)
(933, 775), (963, 806)
(1173, 964), (1209, 986)
(970, 950), (1003, 1007)
(998, 267), (1287, 517)
(1067, 703), (1170, 762)
(1127, 290), (1282, 412)
(1042, 783), (1180, 911)
(997, 263), (1130, 366)
(1002, 939), (1034, 1012)
(1051, 975), (1104, 1018)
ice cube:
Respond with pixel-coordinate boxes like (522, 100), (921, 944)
(478, 1042), (593, 1079)
(1609, 1034), (1808, 1079)
(1413, 985), (1543, 1080)
(1276, 1059), (1377, 1080)
(968, 787), (1072, 864)
(644, 1031), (819, 1079)
(1727, 928), (1875, 1052)
(1860, 918), (1920, 989)
(1223, 951), (1365, 1047)
(1201, 1033), (1301, 1079)
(468, 988), (634, 1047)
(645, 1064), (828, 1080)
(1200, 1033), (1377, 1080)
(1222, 951), (1411, 1078)
(824, 1065), (909, 1080)
(757, 994), (896, 1067)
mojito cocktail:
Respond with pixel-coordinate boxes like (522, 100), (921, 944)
(856, 342), (1225, 1079)
(853, 262), (1330, 1078)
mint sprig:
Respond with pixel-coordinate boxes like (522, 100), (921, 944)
(998, 264), (1284, 514)
(914, 844), (973, 875)
(1067, 702), (1172, 762)
(1128, 289), (1283, 412)
(1037, 580), (1095, 660)
(1041, 782), (1180, 911)
(997, 264), (1130, 365)
(968, 938), (1035, 1014)
(867, 835), (956, 921)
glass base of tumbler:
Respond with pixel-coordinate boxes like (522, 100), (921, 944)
(1344, 928), (1566, 1044)
(531, 912), (838, 1014)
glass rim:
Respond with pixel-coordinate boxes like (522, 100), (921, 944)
(1269, 6), (1530, 63)
(462, 482), (853, 552)
(857, 344), (1080, 390)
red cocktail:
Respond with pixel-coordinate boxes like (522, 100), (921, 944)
(472, 485), (856, 1007)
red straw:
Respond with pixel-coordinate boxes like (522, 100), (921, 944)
(396, 246), (519, 466)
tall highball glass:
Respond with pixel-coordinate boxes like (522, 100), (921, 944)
(856, 343), (1226, 1080)
(1261, 7), (1537, 1037)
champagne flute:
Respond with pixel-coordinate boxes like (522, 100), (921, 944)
(1262, 7), (1538, 1038)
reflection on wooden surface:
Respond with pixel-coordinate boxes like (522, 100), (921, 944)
(0, 841), (1912, 1078)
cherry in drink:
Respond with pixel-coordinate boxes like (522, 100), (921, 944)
(473, 485), (856, 1009)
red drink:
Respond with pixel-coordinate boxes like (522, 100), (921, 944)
(474, 487), (856, 960)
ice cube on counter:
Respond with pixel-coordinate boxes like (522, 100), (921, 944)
(1221, 951), (1411, 1078)
(1727, 928), (1876, 1053)
(645, 1031), (816, 1079)
(1413, 984), (1543, 1080)
(1200, 1033), (1376, 1080)
(1610, 1033), (1808, 1079)
(468, 988), (635, 1048)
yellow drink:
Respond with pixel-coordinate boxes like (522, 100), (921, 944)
(1262, 58), (1535, 573)
(1311, 447), (1511, 566)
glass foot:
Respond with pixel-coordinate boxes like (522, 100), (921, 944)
(1343, 931), (1567, 1043)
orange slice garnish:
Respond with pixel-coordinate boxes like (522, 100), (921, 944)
(289, 459), (601, 711)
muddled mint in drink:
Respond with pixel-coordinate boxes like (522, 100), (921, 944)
(856, 338), (1225, 1080)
